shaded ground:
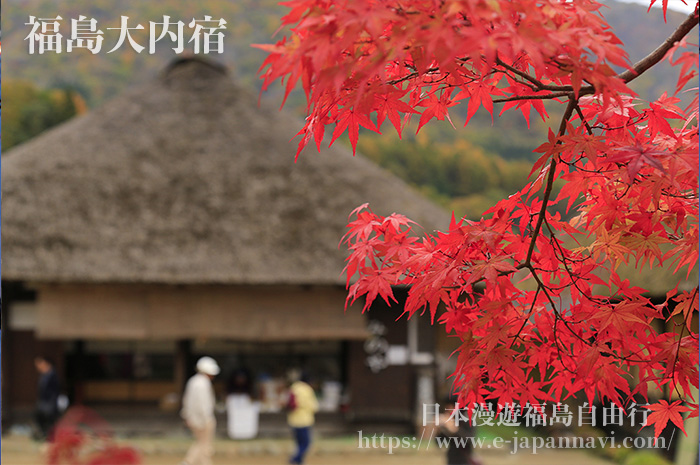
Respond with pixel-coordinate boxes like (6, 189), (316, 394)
(2, 434), (617, 465)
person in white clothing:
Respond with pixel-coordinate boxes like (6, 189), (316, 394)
(180, 356), (220, 465)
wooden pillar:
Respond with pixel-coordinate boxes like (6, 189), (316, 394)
(73, 340), (86, 405)
(175, 339), (192, 394)
(1, 300), (10, 430)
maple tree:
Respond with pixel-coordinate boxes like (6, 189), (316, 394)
(257, 0), (700, 436)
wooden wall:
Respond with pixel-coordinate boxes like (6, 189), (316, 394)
(35, 284), (368, 341)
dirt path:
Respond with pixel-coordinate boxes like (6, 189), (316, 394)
(2, 435), (616, 465)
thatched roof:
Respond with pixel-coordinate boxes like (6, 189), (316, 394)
(2, 58), (449, 285)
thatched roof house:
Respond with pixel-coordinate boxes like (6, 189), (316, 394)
(2, 57), (448, 286)
(1, 58), (449, 422)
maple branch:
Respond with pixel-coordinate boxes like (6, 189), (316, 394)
(613, 183), (633, 201)
(493, 92), (570, 103)
(500, 72), (542, 93)
(527, 263), (593, 355)
(574, 104), (594, 135)
(520, 97), (610, 356)
(668, 322), (688, 400)
(561, 157), (619, 174)
(533, 277), (578, 374)
(509, 285), (541, 349)
(617, 12), (700, 84)
(524, 97), (577, 266)
(495, 57), (573, 92)
(386, 70), (421, 85)
(544, 220), (607, 309)
(662, 189), (699, 200)
(524, 160), (556, 266)
(392, 12), (696, 109)
(500, 12), (698, 100)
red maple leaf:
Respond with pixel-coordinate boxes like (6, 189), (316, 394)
(416, 91), (460, 133)
(606, 142), (666, 180)
(329, 107), (380, 155)
(644, 400), (690, 437)
(375, 91), (418, 138)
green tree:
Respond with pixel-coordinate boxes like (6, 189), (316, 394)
(3, 80), (80, 151)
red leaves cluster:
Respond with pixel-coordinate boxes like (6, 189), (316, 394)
(259, 0), (700, 438)
(256, 0), (634, 157)
(48, 407), (142, 465)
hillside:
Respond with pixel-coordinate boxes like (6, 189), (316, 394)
(3, 0), (695, 108)
(3, 0), (696, 219)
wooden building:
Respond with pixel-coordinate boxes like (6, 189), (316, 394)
(1, 58), (449, 432)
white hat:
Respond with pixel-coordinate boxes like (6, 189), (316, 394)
(196, 356), (220, 376)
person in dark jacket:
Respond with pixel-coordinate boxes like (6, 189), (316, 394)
(34, 355), (61, 441)
(438, 396), (481, 465)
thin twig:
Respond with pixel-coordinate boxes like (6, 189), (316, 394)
(493, 92), (570, 103)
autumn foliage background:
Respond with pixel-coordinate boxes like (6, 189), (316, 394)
(257, 0), (700, 436)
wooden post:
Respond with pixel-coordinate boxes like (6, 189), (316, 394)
(175, 339), (191, 394)
(1, 298), (10, 431)
(73, 340), (86, 405)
